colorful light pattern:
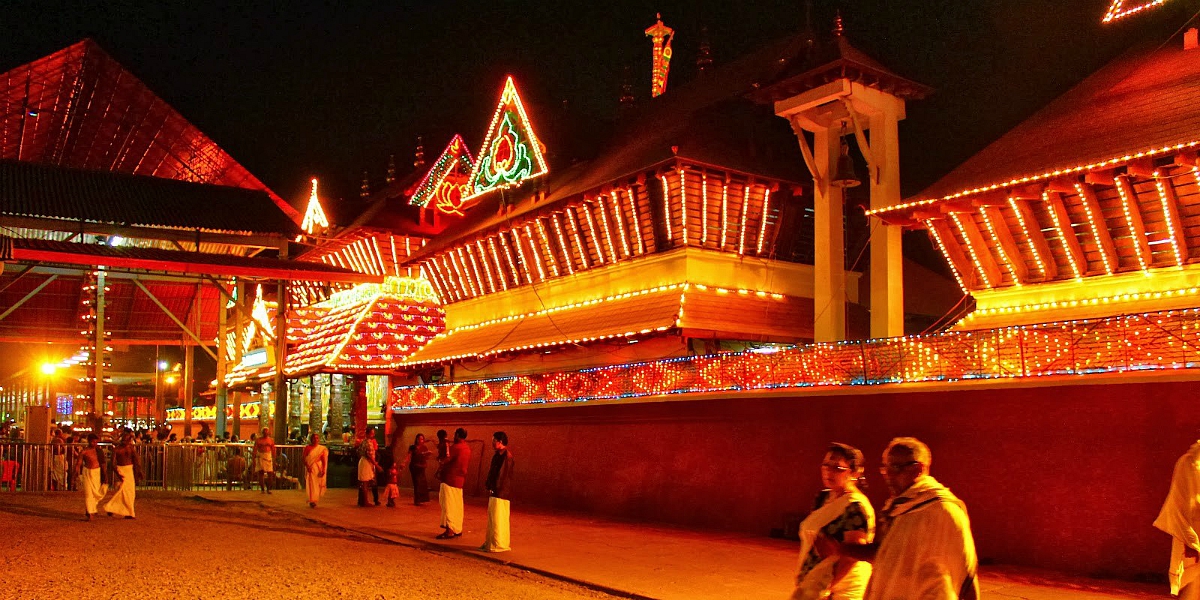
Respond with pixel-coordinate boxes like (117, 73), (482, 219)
(466, 77), (549, 200)
(410, 134), (475, 214)
(301, 178), (329, 234)
(167, 400), (274, 423)
(393, 307), (1200, 411)
(645, 14), (675, 98)
(1102, 0), (1175, 23)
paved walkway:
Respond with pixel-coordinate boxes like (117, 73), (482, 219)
(194, 488), (1165, 600)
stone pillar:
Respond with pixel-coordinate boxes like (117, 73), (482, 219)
(258, 383), (271, 433)
(812, 127), (847, 342)
(215, 283), (229, 438)
(329, 374), (344, 442)
(307, 376), (323, 441)
(869, 108), (905, 338)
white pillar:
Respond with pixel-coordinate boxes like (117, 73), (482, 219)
(868, 108), (905, 338)
(813, 128), (846, 342)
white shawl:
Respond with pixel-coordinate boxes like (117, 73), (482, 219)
(1154, 441), (1200, 595)
(792, 489), (874, 600)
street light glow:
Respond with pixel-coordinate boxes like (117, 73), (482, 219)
(158, 360), (169, 370)
(40, 362), (57, 375)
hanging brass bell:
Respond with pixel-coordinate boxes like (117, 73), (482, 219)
(830, 139), (861, 188)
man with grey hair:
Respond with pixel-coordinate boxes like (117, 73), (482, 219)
(817, 437), (979, 599)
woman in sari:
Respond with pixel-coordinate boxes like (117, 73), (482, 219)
(302, 433), (328, 508)
(790, 443), (875, 600)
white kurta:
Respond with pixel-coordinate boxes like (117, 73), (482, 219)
(82, 467), (104, 515)
(440, 482), (464, 534)
(101, 464), (136, 518)
(1155, 441), (1200, 596)
(864, 476), (978, 600)
(483, 497), (511, 552)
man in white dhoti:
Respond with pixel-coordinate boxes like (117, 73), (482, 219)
(254, 428), (275, 494)
(75, 434), (105, 521)
(303, 433), (328, 509)
(435, 428), (470, 539)
(50, 429), (68, 490)
(818, 437), (978, 600)
(1155, 440), (1200, 599)
(101, 432), (142, 519)
(481, 431), (514, 552)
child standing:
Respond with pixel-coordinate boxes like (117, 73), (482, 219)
(383, 465), (401, 508)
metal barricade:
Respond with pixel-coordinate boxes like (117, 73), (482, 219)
(0, 442), (309, 492)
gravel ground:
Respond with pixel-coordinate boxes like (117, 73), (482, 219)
(0, 492), (618, 600)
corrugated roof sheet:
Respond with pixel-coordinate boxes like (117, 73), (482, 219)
(0, 39), (299, 222)
(912, 39), (1200, 203)
(0, 159), (298, 234)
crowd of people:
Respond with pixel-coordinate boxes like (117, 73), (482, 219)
(297, 426), (513, 553)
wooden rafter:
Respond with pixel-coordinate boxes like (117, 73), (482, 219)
(980, 205), (1028, 284)
(1154, 174), (1189, 266)
(1008, 198), (1058, 281)
(925, 218), (977, 290)
(1075, 183), (1118, 275)
(1043, 191), (1087, 279)
(1114, 176), (1153, 271)
(949, 211), (1002, 288)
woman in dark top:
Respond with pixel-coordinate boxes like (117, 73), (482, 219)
(406, 433), (432, 505)
(791, 443), (875, 600)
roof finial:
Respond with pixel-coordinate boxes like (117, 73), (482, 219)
(386, 154), (396, 184)
(414, 136), (425, 168)
(360, 170), (370, 199)
(696, 26), (713, 74)
(833, 10), (844, 37)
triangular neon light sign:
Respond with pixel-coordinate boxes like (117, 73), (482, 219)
(409, 134), (476, 216)
(1102, 0), (1174, 22)
(465, 77), (549, 201)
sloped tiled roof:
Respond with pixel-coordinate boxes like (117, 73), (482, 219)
(911, 38), (1200, 204)
(0, 39), (300, 222)
(0, 159), (298, 234)
(287, 296), (444, 375)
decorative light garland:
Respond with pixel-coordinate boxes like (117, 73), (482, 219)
(301, 178), (329, 234)
(678, 169), (689, 245)
(465, 244), (488, 294)
(720, 182), (729, 250)
(701, 172), (709, 245)
(1044, 191), (1084, 280)
(551, 213), (575, 275)
(466, 77), (549, 200)
(661, 175), (674, 244)
(1075, 183), (1114, 275)
(757, 188), (771, 255)
(951, 212), (994, 288)
(596, 196), (619, 263)
(393, 306), (1200, 411)
(1007, 197), (1048, 279)
(522, 224), (547, 281)
(1102, 0), (1174, 23)
(475, 240), (497, 293)
(611, 191), (631, 258)
(980, 207), (1019, 285)
(926, 220), (969, 292)
(535, 219), (559, 277)
(738, 183), (751, 256)
(867, 141), (1200, 216)
(566, 207), (589, 268)
(488, 237), (509, 291)
(627, 186), (647, 255)
(1153, 173), (1186, 266)
(581, 204), (604, 265)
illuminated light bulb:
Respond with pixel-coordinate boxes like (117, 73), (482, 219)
(484, 237), (508, 291)
(1114, 176), (1149, 271)
(474, 240), (497, 293)
(596, 196), (619, 263)
(757, 188), (772, 255)
(700, 172), (710, 244)
(625, 186), (646, 255)
(581, 204), (604, 265)
(519, 225), (546, 281)
(610, 191), (631, 257)
(660, 175), (674, 243)
(678, 169), (689, 245)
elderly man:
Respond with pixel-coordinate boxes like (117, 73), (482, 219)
(819, 437), (978, 599)
(1155, 440), (1200, 599)
(254, 428), (275, 494)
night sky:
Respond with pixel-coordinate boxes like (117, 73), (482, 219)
(1, 0), (1194, 213)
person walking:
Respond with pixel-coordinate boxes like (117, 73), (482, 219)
(50, 428), (68, 491)
(407, 433), (432, 505)
(76, 434), (106, 521)
(817, 437), (979, 599)
(791, 443), (874, 600)
(1155, 439), (1200, 599)
(303, 433), (328, 509)
(481, 431), (514, 552)
(435, 428), (470, 539)
(101, 432), (142, 519)
(357, 426), (381, 507)
(254, 428), (275, 494)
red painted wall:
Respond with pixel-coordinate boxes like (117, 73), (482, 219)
(392, 378), (1198, 579)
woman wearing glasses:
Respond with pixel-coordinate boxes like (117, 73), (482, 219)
(790, 443), (875, 600)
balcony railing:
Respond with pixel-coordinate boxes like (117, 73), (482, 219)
(391, 307), (1200, 410)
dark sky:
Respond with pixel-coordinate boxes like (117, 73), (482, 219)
(1, 0), (1194, 213)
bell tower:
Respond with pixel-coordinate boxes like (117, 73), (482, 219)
(758, 15), (930, 340)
